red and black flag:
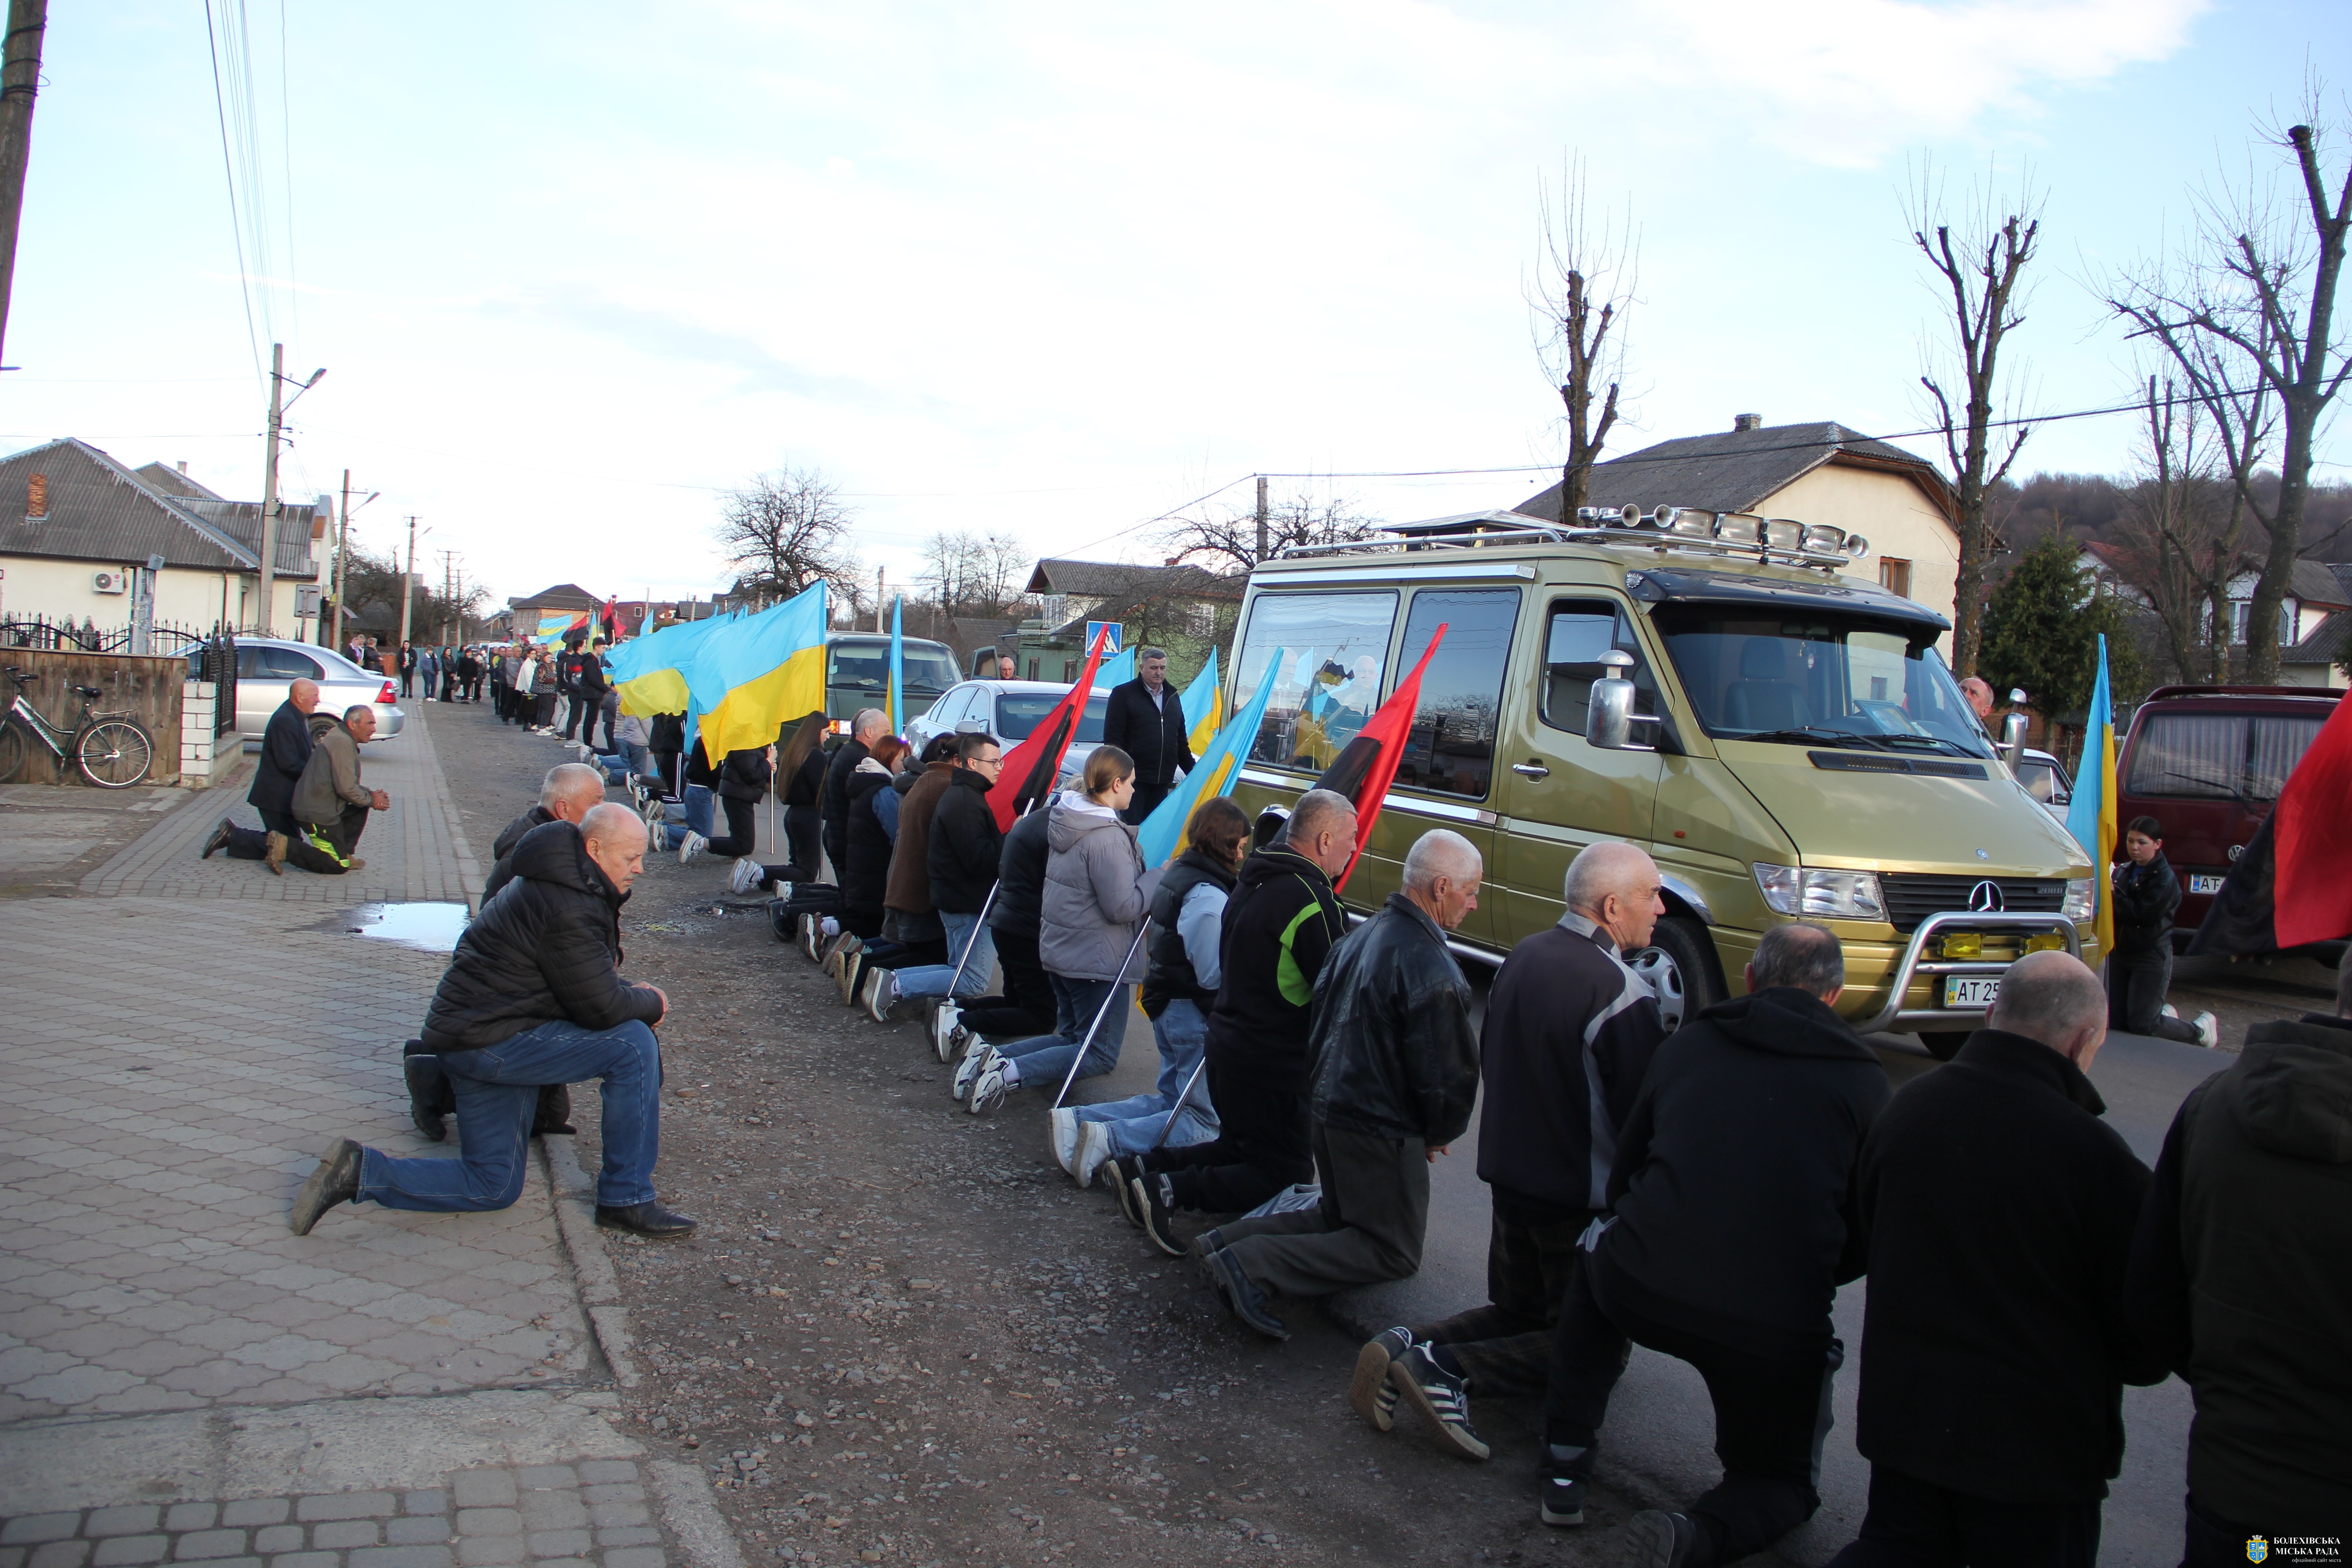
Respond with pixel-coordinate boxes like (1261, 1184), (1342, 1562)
(2186, 694), (2352, 956)
(990, 627), (1113, 833)
(1307, 626), (1447, 891)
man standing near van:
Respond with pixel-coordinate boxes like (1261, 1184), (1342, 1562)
(1102, 647), (1194, 825)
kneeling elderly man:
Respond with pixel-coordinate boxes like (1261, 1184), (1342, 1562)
(289, 802), (695, 1239)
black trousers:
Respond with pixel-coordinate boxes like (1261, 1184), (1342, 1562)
(784, 805), (821, 877)
(400, 669), (414, 696)
(1546, 1265), (1839, 1568)
(1826, 1465), (2101, 1568)
(2107, 947), (2202, 1042)
(559, 691), (584, 738)
(1142, 1063), (1314, 1215)
(533, 693), (557, 728)
(222, 808), (300, 861)
(1216, 1122), (1430, 1298)
(304, 802), (372, 866)
(706, 794), (757, 858)
(1418, 1191), (1601, 1397)
(954, 925), (1058, 1039)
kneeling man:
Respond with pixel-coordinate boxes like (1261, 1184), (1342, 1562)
(289, 803), (695, 1239)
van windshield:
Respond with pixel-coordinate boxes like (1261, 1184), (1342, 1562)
(828, 642), (958, 697)
(1651, 607), (1989, 757)
(995, 691), (1108, 743)
(2122, 711), (2325, 801)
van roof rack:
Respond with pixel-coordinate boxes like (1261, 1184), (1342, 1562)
(1274, 507), (1867, 572)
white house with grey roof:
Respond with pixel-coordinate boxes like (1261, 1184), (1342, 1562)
(0, 438), (329, 637)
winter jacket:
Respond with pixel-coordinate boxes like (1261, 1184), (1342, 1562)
(292, 713), (372, 826)
(1141, 849), (1238, 1016)
(718, 746), (772, 803)
(842, 761), (897, 917)
(2126, 1011), (2352, 1529)
(990, 807), (1052, 938)
(684, 740), (718, 789)
(531, 658), (558, 696)
(576, 651), (609, 699)
(2111, 855), (2182, 956)
(822, 738), (872, 868)
(927, 767), (1002, 915)
(1101, 677), (1196, 789)
(884, 761), (959, 917)
(1204, 845), (1349, 1093)
(785, 745), (827, 810)
(420, 820), (662, 1054)
(1853, 1029), (2165, 1504)
(1476, 913), (1668, 1214)
(1589, 987), (1891, 1361)
(1306, 893), (1479, 1145)
(614, 713), (652, 749)
(247, 699), (314, 817)
(483, 804), (559, 905)
(650, 713), (686, 756)
(1038, 792), (1159, 982)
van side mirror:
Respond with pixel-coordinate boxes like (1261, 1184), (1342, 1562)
(1998, 711), (2027, 772)
(1587, 677), (1650, 752)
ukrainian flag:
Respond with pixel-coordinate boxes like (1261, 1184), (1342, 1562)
(887, 597), (904, 735)
(1136, 649), (1283, 867)
(608, 611), (735, 718)
(1097, 646), (1135, 690)
(1182, 652), (1221, 756)
(684, 583), (829, 757)
(2062, 634), (2119, 956)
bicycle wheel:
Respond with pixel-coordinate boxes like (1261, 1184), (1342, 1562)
(0, 721), (25, 784)
(77, 719), (153, 788)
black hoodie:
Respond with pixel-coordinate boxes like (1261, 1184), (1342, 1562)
(1590, 987), (1891, 1360)
(1204, 846), (1348, 1093)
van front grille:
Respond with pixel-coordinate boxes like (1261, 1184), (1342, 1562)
(1878, 873), (2068, 934)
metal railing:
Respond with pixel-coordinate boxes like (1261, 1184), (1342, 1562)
(0, 615), (212, 653)
(192, 626), (239, 736)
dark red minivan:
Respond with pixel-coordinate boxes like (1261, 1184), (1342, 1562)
(2114, 684), (2342, 945)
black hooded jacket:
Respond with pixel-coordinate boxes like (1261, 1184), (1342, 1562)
(1307, 894), (1479, 1145)
(717, 745), (772, 803)
(1590, 987), (1891, 1360)
(420, 820), (662, 1053)
(842, 766), (897, 917)
(2112, 854), (2182, 956)
(926, 767), (1002, 915)
(483, 804), (558, 903)
(988, 806), (1052, 938)
(1204, 846), (1348, 1093)
(822, 737), (871, 873)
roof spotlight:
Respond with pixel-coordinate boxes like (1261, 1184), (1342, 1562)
(1668, 507), (1715, 539)
(1800, 524), (1845, 554)
(1763, 518), (1804, 551)
(1715, 514), (1763, 545)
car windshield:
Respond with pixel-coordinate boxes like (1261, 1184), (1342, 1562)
(2122, 711), (2326, 801)
(1651, 606), (1989, 757)
(828, 642), (959, 697)
(995, 691), (1108, 743)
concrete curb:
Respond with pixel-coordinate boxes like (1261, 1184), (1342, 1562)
(539, 1134), (642, 1389)
(647, 1462), (747, 1568)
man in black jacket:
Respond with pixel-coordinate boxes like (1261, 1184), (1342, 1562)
(1118, 788), (1357, 1241)
(1194, 828), (1483, 1342)
(821, 709), (887, 887)
(483, 762), (609, 903)
(946, 795), (1059, 1046)
(1357, 841), (1669, 1461)
(1830, 951), (2164, 1568)
(2107, 816), (2214, 1045)
(1541, 921), (1889, 1566)
(1101, 647), (1194, 825)
(204, 678), (320, 873)
(289, 805), (693, 1240)
(867, 733), (1004, 1020)
(2126, 963), (2352, 1562)
(576, 638), (613, 751)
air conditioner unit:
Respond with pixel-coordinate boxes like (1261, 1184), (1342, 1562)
(92, 570), (129, 594)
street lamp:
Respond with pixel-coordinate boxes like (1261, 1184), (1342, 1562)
(329, 479), (380, 652)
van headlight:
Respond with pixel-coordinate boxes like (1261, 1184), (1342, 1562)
(1753, 864), (1886, 920)
(2061, 877), (2097, 921)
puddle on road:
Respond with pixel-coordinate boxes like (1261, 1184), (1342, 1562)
(345, 901), (470, 952)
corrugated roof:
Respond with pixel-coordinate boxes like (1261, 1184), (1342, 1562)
(177, 498), (322, 578)
(133, 461), (227, 502)
(1515, 421), (1955, 522)
(1023, 558), (1241, 600)
(2290, 557), (2349, 608)
(0, 438), (259, 571)
(508, 583), (603, 609)
(2287, 609), (2351, 669)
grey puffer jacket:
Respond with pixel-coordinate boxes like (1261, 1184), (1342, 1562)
(1037, 793), (1162, 982)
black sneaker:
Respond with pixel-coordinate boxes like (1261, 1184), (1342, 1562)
(596, 1200), (699, 1239)
(1540, 1443), (1595, 1527)
(1110, 1155), (1147, 1228)
(1349, 1325), (1411, 1432)
(1626, 1509), (1699, 1567)
(1203, 1246), (1288, 1340)
(201, 820), (233, 859)
(289, 1138), (363, 1235)
(403, 1055), (447, 1142)
(1389, 1343), (1488, 1460)
(1134, 1170), (1185, 1257)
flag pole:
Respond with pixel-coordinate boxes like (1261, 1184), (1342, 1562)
(1151, 1055), (1208, 1152)
(1049, 922), (1149, 1110)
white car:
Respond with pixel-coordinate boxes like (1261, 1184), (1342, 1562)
(173, 637), (407, 741)
(2012, 747), (2072, 821)
(906, 679), (1110, 790)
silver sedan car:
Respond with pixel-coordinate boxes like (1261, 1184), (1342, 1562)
(174, 637), (407, 740)
(906, 678), (1108, 789)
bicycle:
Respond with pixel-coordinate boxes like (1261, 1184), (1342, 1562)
(0, 666), (156, 788)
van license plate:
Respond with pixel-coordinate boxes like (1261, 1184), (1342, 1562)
(1944, 976), (2001, 1009)
(2188, 874), (2226, 895)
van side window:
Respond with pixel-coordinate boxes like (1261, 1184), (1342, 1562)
(1540, 599), (1658, 736)
(1233, 590), (1400, 772)
(1392, 588), (1519, 799)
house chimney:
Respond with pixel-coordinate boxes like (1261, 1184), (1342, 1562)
(176, 460), (188, 475)
(26, 473), (46, 520)
(1733, 413), (1762, 432)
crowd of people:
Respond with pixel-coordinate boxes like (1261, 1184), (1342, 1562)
(263, 645), (2345, 1568)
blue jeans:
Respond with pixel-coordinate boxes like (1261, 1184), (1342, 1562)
(997, 975), (1124, 1092)
(358, 1017), (662, 1211)
(1074, 996), (1219, 1155)
(892, 911), (997, 1002)
(598, 742), (653, 786)
(653, 786), (712, 850)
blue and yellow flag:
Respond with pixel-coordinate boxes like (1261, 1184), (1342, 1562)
(887, 597), (905, 735)
(1182, 652), (1221, 756)
(1136, 649), (1283, 867)
(609, 611), (735, 718)
(2062, 634), (2118, 956)
(684, 583), (829, 759)
(1097, 646), (1136, 690)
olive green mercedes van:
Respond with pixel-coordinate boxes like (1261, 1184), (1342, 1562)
(1225, 509), (2097, 1055)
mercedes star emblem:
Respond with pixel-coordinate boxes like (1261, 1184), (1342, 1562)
(1967, 880), (2006, 913)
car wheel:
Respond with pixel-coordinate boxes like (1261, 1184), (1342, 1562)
(1626, 916), (1723, 1034)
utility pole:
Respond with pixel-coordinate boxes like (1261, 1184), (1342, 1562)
(259, 344), (285, 632)
(438, 549), (457, 642)
(875, 566), (886, 633)
(397, 515), (418, 649)
(0, 0), (47, 368)
(331, 470), (351, 652)
(1254, 475), (1269, 564)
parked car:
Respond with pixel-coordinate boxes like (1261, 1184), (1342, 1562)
(822, 633), (960, 730)
(907, 678), (1110, 789)
(2011, 746), (2072, 821)
(2114, 683), (2339, 944)
(172, 637), (407, 741)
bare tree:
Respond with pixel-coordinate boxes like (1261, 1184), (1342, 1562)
(1156, 490), (1382, 576)
(714, 468), (861, 607)
(2107, 375), (2259, 683)
(2107, 105), (2352, 681)
(1530, 159), (1635, 514)
(1908, 166), (2043, 679)
(916, 529), (1030, 619)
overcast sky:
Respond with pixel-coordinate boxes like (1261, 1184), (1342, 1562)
(3, 0), (2344, 613)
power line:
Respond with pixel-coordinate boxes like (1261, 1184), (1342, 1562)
(198, 0), (258, 377)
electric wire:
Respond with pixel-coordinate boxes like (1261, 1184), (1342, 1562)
(199, 0), (259, 378)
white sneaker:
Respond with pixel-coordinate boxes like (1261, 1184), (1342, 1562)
(968, 1056), (1011, 1117)
(2161, 1004), (2180, 1019)
(930, 1001), (963, 1063)
(798, 913), (822, 963)
(728, 857), (763, 896)
(837, 952), (863, 1006)
(676, 830), (708, 866)
(2194, 1011), (2220, 1049)
(1073, 1120), (1114, 1188)
(1050, 1107), (1079, 1174)
(639, 796), (664, 829)
(951, 1043), (996, 1103)
(862, 966), (900, 1024)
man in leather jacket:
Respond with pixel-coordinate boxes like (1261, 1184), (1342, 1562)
(1197, 828), (1483, 1341)
(288, 804), (695, 1240)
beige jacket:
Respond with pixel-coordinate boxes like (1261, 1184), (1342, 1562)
(293, 715), (371, 825)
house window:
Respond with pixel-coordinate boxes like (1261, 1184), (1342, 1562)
(1027, 658), (1040, 681)
(1040, 595), (1068, 628)
(1063, 658), (1077, 682)
(1186, 602), (1215, 637)
(1878, 558), (1913, 598)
